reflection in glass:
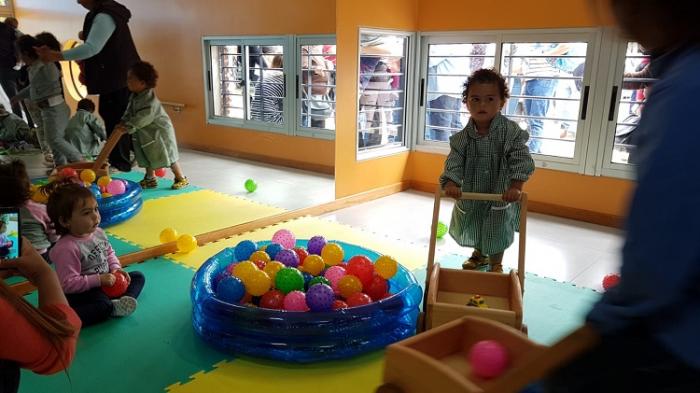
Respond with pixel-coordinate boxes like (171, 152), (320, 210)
(300, 44), (337, 131)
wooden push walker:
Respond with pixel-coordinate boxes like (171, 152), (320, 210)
(55, 128), (126, 178)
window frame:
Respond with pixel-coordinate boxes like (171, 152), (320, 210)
(356, 28), (417, 161)
(295, 35), (337, 140)
(0, 0), (13, 18)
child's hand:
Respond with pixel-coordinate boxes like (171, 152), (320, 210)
(502, 187), (522, 202)
(100, 273), (116, 287)
(444, 181), (462, 200)
(112, 269), (131, 284)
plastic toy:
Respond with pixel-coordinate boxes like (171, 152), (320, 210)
(602, 273), (620, 291)
(102, 271), (128, 298)
(154, 168), (166, 177)
(271, 229), (296, 249)
(468, 340), (509, 379)
(160, 228), (178, 243)
(244, 178), (257, 193)
(436, 221), (448, 239)
(467, 295), (489, 308)
(176, 234), (198, 253)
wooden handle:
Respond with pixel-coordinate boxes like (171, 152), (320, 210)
(440, 190), (510, 202)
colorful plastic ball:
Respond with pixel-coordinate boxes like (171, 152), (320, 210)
(252, 259), (266, 270)
(263, 261), (285, 283)
(101, 192), (113, 198)
(306, 284), (335, 311)
(240, 292), (253, 305)
(154, 168), (167, 177)
(468, 340), (510, 379)
(259, 289), (285, 309)
(102, 271), (128, 298)
(264, 243), (283, 260)
(213, 270), (231, 291)
(97, 175), (112, 187)
(275, 249), (300, 268)
(271, 229), (296, 249)
(346, 292), (372, 308)
(234, 240), (257, 261)
(602, 274), (620, 291)
(338, 275), (363, 299)
(176, 234), (198, 253)
(275, 267), (305, 294)
(89, 184), (101, 199)
(374, 255), (398, 279)
(307, 235), (327, 255)
(308, 276), (331, 288)
(321, 243), (344, 266)
(332, 300), (348, 310)
(323, 265), (346, 290)
(80, 169), (96, 183)
(216, 276), (246, 303)
(301, 254), (325, 276)
(225, 262), (238, 274)
(365, 275), (389, 301)
(293, 247), (309, 266)
(232, 261), (259, 282)
(159, 227), (178, 243)
(436, 221), (448, 239)
(243, 269), (272, 297)
(283, 290), (308, 311)
(244, 178), (257, 193)
(106, 180), (126, 195)
(346, 255), (375, 289)
(60, 167), (77, 178)
(249, 250), (271, 264)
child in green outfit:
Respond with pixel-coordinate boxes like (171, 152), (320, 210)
(64, 98), (106, 159)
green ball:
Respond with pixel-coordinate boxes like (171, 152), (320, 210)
(244, 178), (257, 193)
(274, 267), (304, 294)
(436, 221), (448, 239)
(308, 276), (331, 289)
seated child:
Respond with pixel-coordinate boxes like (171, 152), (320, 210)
(64, 98), (106, 159)
(47, 183), (145, 326)
(115, 61), (188, 190)
(0, 104), (36, 151)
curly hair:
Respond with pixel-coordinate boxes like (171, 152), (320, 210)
(0, 159), (32, 207)
(35, 32), (62, 52)
(461, 68), (510, 104)
(129, 61), (159, 89)
(15, 34), (39, 61)
(77, 98), (96, 112)
(47, 183), (96, 236)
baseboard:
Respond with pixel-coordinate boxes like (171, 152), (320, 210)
(180, 143), (335, 175)
(410, 180), (623, 228)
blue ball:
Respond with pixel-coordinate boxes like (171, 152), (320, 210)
(302, 272), (314, 290)
(213, 270), (231, 291)
(89, 184), (101, 199)
(216, 276), (245, 303)
(265, 243), (283, 259)
(234, 240), (257, 262)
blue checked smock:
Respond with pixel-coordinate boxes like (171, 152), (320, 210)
(439, 113), (534, 255)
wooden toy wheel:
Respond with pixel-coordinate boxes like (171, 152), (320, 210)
(375, 383), (404, 393)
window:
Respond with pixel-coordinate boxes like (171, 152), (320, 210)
(0, 0), (13, 18)
(297, 37), (337, 138)
(358, 30), (413, 158)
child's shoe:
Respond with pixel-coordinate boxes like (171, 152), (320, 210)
(139, 176), (158, 189)
(171, 177), (189, 190)
(111, 296), (137, 317)
(489, 263), (504, 273)
(462, 250), (488, 270)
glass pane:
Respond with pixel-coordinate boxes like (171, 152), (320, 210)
(300, 44), (337, 131)
(424, 43), (496, 142)
(248, 45), (285, 125)
(501, 42), (588, 158)
(210, 45), (244, 119)
(611, 42), (654, 165)
(358, 33), (408, 151)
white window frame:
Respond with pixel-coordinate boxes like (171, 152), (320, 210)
(414, 28), (603, 175)
(295, 35), (336, 140)
(357, 28), (417, 161)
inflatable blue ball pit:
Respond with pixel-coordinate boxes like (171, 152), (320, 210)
(191, 240), (423, 363)
(97, 179), (143, 228)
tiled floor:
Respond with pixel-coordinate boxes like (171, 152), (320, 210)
(9, 148), (623, 291)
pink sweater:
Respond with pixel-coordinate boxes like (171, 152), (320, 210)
(49, 228), (121, 294)
(22, 200), (58, 254)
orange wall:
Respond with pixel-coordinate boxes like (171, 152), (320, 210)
(335, 0), (418, 197)
(16, 0), (337, 170)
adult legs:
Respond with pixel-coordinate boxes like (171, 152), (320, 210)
(524, 78), (556, 154)
(98, 87), (132, 172)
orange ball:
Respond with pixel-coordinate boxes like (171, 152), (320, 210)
(249, 250), (271, 264)
(301, 254), (325, 276)
(321, 243), (344, 266)
(232, 261), (258, 282)
(263, 261), (285, 283)
(337, 274), (363, 299)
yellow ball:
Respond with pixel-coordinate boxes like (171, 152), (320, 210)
(101, 192), (113, 198)
(243, 269), (272, 296)
(301, 254), (325, 276)
(375, 255), (398, 279)
(263, 261), (285, 282)
(338, 275), (363, 299)
(233, 261), (259, 282)
(97, 176), (112, 187)
(176, 234), (198, 253)
(160, 228), (178, 243)
(32, 190), (48, 204)
(80, 169), (96, 184)
(321, 243), (344, 266)
(249, 250), (271, 264)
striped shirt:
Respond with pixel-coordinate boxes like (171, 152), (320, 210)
(250, 72), (285, 125)
(440, 113), (535, 254)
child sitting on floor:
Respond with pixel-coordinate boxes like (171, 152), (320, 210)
(64, 98), (106, 159)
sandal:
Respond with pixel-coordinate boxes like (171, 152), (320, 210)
(489, 263), (504, 273)
(462, 250), (489, 270)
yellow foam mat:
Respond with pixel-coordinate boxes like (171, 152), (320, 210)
(166, 354), (384, 393)
(106, 190), (285, 248)
(168, 216), (429, 272)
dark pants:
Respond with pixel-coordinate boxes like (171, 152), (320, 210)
(0, 68), (22, 117)
(98, 87), (133, 172)
(545, 325), (700, 393)
(65, 271), (145, 326)
(427, 95), (462, 142)
(0, 360), (19, 393)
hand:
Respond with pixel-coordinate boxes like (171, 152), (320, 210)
(112, 268), (131, 284)
(33, 45), (63, 63)
(78, 30), (85, 41)
(502, 187), (522, 202)
(100, 273), (116, 287)
(0, 238), (54, 284)
(113, 124), (127, 134)
(443, 181), (462, 200)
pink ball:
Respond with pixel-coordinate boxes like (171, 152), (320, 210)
(283, 290), (308, 311)
(106, 179), (126, 195)
(323, 265), (346, 291)
(272, 229), (296, 249)
(468, 340), (509, 379)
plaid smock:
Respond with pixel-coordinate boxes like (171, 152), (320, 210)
(439, 113), (535, 255)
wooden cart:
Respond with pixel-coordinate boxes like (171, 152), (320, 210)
(55, 128), (125, 177)
(422, 186), (528, 332)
